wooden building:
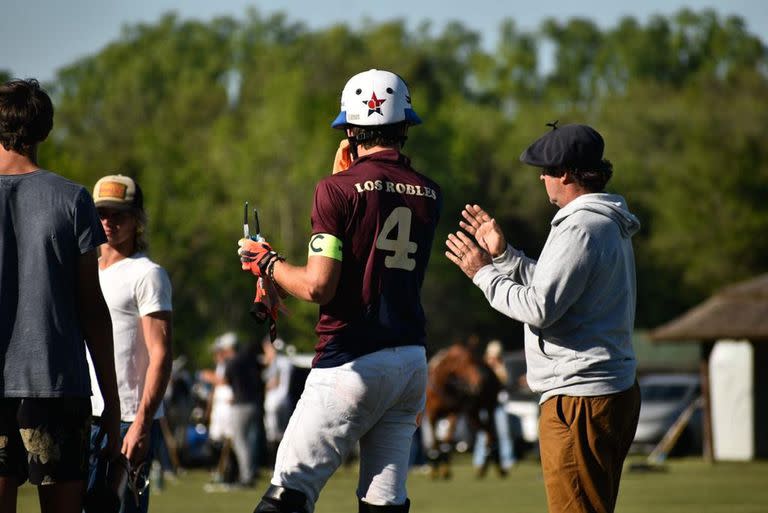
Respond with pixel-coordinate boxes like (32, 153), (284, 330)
(649, 273), (768, 461)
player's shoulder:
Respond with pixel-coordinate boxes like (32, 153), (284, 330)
(315, 172), (355, 201)
(316, 173), (344, 189)
(125, 253), (169, 277)
(397, 160), (442, 205)
(407, 166), (441, 193)
(33, 169), (72, 185)
(31, 169), (90, 197)
(316, 162), (371, 191)
(316, 151), (441, 200)
(386, 151), (441, 193)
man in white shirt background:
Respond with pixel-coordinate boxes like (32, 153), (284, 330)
(86, 174), (173, 513)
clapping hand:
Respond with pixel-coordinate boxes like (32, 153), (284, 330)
(445, 231), (491, 279)
(459, 204), (506, 258)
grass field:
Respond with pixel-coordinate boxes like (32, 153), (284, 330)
(15, 455), (768, 512)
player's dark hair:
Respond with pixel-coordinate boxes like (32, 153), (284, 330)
(132, 182), (149, 253)
(570, 160), (613, 192)
(0, 79), (54, 158)
(349, 122), (408, 150)
(134, 207), (149, 253)
(546, 160), (613, 192)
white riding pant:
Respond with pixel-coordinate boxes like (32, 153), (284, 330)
(270, 345), (427, 512)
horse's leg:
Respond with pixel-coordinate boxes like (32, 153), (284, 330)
(485, 408), (506, 477)
(467, 409), (490, 478)
(444, 413), (457, 452)
(436, 413), (457, 479)
(421, 414), (443, 480)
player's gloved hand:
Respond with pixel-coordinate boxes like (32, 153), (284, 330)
(238, 238), (284, 277)
(332, 139), (352, 174)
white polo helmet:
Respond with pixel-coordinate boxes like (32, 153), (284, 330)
(331, 69), (421, 129)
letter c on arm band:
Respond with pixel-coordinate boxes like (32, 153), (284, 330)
(308, 233), (343, 261)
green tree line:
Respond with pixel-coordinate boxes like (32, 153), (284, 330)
(6, 8), (766, 364)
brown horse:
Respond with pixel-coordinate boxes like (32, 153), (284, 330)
(423, 343), (503, 479)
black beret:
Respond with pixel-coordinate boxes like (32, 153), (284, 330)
(520, 122), (606, 170)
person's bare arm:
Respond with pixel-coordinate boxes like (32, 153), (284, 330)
(271, 256), (341, 305)
(122, 311), (172, 465)
(238, 235), (341, 304)
(77, 249), (121, 457)
(199, 368), (226, 386)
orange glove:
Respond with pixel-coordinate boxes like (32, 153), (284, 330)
(238, 238), (284, 277)
(332, 139), (352, 174)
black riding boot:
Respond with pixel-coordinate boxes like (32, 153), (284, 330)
(253, 485), (309, 513)
(358, 498), (411, 512)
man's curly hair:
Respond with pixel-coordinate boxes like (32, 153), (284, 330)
(545, 160), (614, 192)
(569, 160), (614, 192)
(0, 79), (54, 157)
(348, 122), (408, 150)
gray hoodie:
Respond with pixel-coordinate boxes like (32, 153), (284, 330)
(472, 193), (640, 403)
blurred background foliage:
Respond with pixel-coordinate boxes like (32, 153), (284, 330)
(5, 8), (766, 366)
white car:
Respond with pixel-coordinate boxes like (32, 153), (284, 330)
(504, 393), (540, 446)
(633, 373), (702, 455)
(502, 351), (541, 457)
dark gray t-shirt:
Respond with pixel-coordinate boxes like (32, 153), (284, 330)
(1, 169), (106, 397)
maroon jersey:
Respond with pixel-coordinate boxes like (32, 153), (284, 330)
(310, 149), (441, 367)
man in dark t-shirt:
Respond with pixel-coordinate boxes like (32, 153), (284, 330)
(0, 78), (121, 513)
(239, 69), (440, 513)
(224, 340), (265, 486)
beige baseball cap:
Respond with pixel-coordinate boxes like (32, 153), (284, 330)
(93, 174), (143, 210)
(211, 331), (239, 352)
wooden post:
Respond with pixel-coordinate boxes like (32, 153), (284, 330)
(699, 341), (715, 463)
(754, 342), (768, 458)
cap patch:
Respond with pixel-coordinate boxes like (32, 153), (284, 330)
(97, 182), (127, 200)
(93, 174), (140, 210)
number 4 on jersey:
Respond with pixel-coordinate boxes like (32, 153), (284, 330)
(376, 207), (418, 271)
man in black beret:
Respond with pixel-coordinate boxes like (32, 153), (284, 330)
(446, 122), (641, 513)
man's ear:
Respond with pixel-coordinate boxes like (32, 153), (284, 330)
(560, 170), (574, 185)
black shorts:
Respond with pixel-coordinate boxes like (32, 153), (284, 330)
(0, 397), (92, 485)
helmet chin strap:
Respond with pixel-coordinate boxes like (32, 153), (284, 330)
(346, 135), (359, 161)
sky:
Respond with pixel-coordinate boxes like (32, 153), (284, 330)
(1, 0), (766, 82)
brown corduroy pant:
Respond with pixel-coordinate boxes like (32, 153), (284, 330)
(539, 382), (641, 513)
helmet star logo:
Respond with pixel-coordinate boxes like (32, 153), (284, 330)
(363, 92), (386, 117)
